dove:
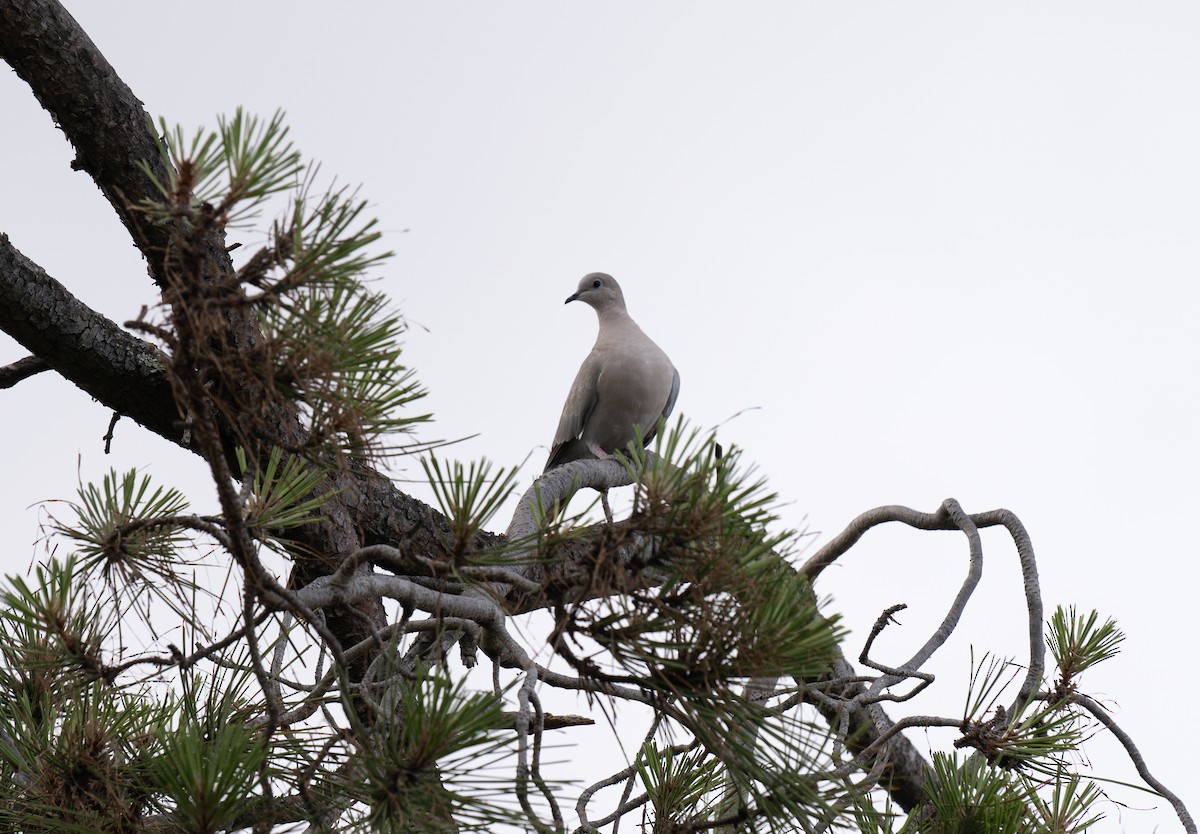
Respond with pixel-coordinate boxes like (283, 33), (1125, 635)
(545, 273), (679, 472)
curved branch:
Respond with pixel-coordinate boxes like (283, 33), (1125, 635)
(858, 605), (935, 703)
(975, 509), (1044, 711)
(801, 502), (1047, 743)
(869, 498), (983, 692)
(1070, 693), (1197, 834)
(506, 456), (640, 544)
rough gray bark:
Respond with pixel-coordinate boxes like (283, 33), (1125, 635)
(0, 233), (181, 439)
(0, 0), (175, 287)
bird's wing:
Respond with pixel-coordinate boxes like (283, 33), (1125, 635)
(662, 367), (681, 419)
(640, 366), (680, 447)
(545, 352), (601, 469)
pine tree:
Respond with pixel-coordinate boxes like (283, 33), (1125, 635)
(0, 3), (1194, 832)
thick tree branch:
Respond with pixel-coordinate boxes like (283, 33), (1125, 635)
(0, 233), (182, 440)
(0, 0), (175, 286)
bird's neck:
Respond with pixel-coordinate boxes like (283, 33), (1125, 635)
(595, 305), (632, 327)
(593, 307), (642, 349)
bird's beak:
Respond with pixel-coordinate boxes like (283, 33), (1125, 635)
(564, 292), (580, 305)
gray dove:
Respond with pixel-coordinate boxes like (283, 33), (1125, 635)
(545, 273), (680, 472)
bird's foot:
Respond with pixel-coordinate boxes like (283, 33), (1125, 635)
(588, 444), (613, 460)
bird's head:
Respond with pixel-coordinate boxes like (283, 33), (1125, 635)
(565, 272), (626, 312)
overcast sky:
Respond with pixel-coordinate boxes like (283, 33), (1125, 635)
(2, 3), (1198, 830)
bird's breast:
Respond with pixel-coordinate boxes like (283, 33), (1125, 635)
(582, 346), (675, 451)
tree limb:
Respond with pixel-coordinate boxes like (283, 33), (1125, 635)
(803, 650), (934, 813)
(1070, 693), (1197, 834)
(0, 355), (48, 389)
(0, 233), (182, 439)
(0, 0), (174, 286)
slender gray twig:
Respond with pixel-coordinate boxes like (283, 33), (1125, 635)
(1070, 693), (1197, 834)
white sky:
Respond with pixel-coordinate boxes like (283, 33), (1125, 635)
(2, 3), (1197, 830)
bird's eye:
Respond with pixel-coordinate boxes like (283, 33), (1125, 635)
(592, 279), (602, 289)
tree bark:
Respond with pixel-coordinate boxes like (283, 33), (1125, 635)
(0, 233), (181, 439)
(0, 0), (175, 288)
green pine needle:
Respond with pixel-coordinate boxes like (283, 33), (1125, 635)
(422, 454), (520, 555)
(1048, 606), (1124, 693)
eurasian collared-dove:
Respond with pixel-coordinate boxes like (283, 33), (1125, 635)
(544, 273), (680, 472)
